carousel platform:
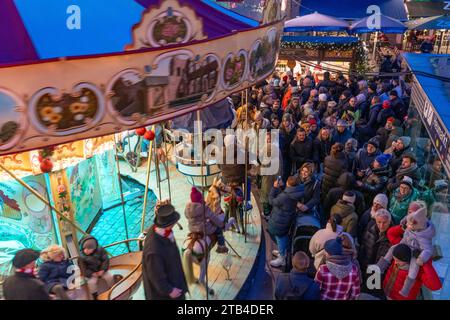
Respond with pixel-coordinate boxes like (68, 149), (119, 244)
(118, 158), (263, 300)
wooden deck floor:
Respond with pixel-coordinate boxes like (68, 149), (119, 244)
(119, 158), (262, 300)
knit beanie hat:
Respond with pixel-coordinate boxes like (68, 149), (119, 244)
(402, 153), (417, 163)
(373, 193), (388, 209)
(319, 93), (328, 102)
(434, 179), (448, 191)
(190, 187), (204, 203)
(342, 191), (356, 204)
(382, 100), (391, 109)
(367, 137), (379, 149)
(282, 113), (292, 122)
(400, 176), (414, 190)
(393, 244), (412, 263)
(406, 206), (428, 230)
(292, 251), (310, 271)
(308, 119), (317, 125)
(387, 116), (395, 123)
(328, 101), (337, 107)
(398, 136), (411, 148)
(324, 237), (343, 256)
(375, 153), (392, 167)
(337, 119), (348, 127)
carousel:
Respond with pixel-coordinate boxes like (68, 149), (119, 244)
(0, 0), (285, 300)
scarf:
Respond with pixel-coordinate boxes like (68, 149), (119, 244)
(16, 267), (38, 277)
(325, 255), (353, 279)
(154, 225), (175, 242)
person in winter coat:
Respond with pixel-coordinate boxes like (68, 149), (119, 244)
(356, 153), (392, 205)
(218, 134), (246, 185)
(357, 96), (383, 142)
(388, 136), (412, 173)
(389, 90), (408, 121)
(185, 187), (228, 254)
(323, 172), (366, 219)
(142, 204), (188, 300)
(331, 120), (352, 146)
(353, 138), (381, 178)
(358, 209), (393, 297)
(313, 128), (332, 169)
(419, 156), (446, 189)
(419, 37), (434, 54)
(376, 117), (403, 152)
(389, 176), (420, 225)
(284, 97), (302, 123)
(376, 206), (436, 297)
(358, 193), (389, 240)
(315, 237), (361, 300)
(38, 245), (74, 300)
(377, 100), (396, 129)
(296, 162), (321, 217)
(382, 244), (441, 300)
(330, 192), (359, 238)
(279, 113), (297, 181)
(2, 249), (50, 300)
(322, 143), (348, 197)
(275, 251), (320, 300)
(387, 153), (421, 192)
(268, 176), (305, 268)
(253, 111), (271, 131)
(79, 236), (114, 297)
(344, 138), (358, 170)
(290, 128), (314, 172)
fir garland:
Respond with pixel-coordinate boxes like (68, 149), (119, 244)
(280, 40), (367, 75)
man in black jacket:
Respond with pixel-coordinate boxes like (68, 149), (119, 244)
(290, 128), (313, 172)
(296, 162), (321, 218)
(142, 204), (188, 300)
(3, 249), (50, 300)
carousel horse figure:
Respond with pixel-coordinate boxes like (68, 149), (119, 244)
(182, 178), (236, 296)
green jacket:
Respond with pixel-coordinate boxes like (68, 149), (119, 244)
(389, 188), (420, 225)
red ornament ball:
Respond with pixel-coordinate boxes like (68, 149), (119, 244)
(144, 130), (155, 141)
(40, 159), (53, 173)
(135, 127), (147, 136)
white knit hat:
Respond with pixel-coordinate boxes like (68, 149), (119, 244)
(319, 93), (328, 102)
(373, 193), (388, 209)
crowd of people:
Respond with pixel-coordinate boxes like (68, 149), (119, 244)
(226, 61), (448, 300)
(1, 55), (449, 302)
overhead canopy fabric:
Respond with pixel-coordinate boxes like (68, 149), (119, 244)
(349, 14), (407, 34)
(171, 99), (235, 132)
(406, 14), (450, 30)
(282, 36), (359, 44)
(284, 12), (350, 32)
(299, 0), (408, 21)
(406, 1), (450, 18)
(0, 0), (258, 65)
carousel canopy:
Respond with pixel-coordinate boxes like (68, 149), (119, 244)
(171, 99), (235, 132)
(0, 0), (258, 65)
(349, 14), (407, 34)
(406, 14), (450, 30)
(284, 12), (350, 32)
(298, 0), (408, 21)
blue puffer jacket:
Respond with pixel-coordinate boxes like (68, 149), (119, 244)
(38, 260), (74, 291)
(268, 185), (304, 236)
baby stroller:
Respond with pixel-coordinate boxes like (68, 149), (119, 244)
(285, 213), (321, 273)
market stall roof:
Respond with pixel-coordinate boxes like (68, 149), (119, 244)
(406, 1), (450, 18)
(282, 36), (359, 44)
(0, 0), (258, 65)
(406, 14), (450, 30)
(403, 53), (450, 132)
(284, 12), (350, 32)
(298, 0), (408, 21)
(349, 14), (407, 34)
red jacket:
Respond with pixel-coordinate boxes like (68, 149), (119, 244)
(282, 87), (292, 111)
(383, 225), (442, 300)
(383, 260), (442, 300)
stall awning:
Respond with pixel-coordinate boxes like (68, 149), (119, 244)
(406, 1), (450, 18)
(403, 53), (450, 175)
(282, 36), (359, 44)
(299, 0), (408, 21)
